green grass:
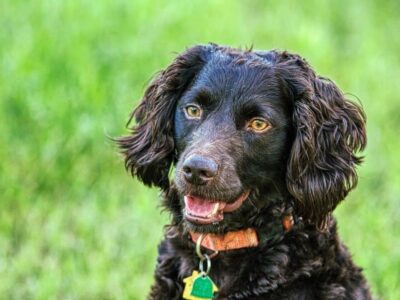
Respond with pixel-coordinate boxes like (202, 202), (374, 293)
(1, 0), (399, 299)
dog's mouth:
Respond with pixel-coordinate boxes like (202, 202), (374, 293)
(184, 191), (250, 225)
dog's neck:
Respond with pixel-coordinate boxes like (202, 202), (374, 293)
(189, 228), (259, 252)
(188, 214), (294, 252)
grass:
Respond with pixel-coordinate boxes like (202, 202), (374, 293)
(1, 0), (399, 299)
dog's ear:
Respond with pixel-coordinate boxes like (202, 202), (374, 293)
(117, 45), (211, 191)
(280, 53), (367, 227)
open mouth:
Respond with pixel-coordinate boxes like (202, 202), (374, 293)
(184, 191), (250, 224)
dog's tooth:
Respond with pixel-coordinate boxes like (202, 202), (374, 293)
(219, 202), (226, 210)
(211, 202), (220, 216)
(207, 203), (220, 218)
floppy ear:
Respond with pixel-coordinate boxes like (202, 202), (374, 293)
(282, 54), (367, 227)
(117, 45), (211, 191)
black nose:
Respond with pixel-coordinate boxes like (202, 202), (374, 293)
(182, 155), (218, 185)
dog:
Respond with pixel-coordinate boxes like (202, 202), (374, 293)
(117, 44), (371, 299)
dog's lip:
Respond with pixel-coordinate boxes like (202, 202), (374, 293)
(183, 191), (250, 225)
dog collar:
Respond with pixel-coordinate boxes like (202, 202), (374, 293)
(189, 214), (294, 252)
(190, 228), (259, 252)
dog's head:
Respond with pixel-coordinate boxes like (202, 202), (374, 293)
(117, 44), (366, 231)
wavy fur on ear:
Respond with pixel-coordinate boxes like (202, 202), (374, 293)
(278, 53), (367, 227)
(117, 45), (210, 191)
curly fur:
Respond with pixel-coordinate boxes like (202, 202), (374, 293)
(117, 44), (371, 299)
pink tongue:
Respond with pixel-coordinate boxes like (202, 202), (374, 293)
(184, 196), (221, 217)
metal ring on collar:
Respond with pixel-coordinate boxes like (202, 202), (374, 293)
(199, 254), (211, 275)
(196, 234), (205, 259)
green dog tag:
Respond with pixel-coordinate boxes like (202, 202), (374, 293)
(191, 274), (214, 298)
(183, 271), (218, 300)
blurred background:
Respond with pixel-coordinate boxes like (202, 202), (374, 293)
(1, 0), (399, 299)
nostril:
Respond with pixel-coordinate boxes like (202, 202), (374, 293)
(200, 169), (215, 179)
(183, 166), (192, 175)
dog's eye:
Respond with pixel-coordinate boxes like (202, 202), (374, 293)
(247, 118), (270, 132)
(184, 104), (202, 119)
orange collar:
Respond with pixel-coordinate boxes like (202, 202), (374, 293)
(189, 214), (294, 252)
(190, 228), (259, 252)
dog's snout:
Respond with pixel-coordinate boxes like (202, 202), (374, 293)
(182, 155), (218, 185)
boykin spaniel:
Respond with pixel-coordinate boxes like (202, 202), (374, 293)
(117, 44), (371, 299)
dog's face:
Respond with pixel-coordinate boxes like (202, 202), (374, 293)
(173, 60), (293, 232)
(118, 44), (366, 230)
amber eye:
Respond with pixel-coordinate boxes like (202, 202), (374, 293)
(247, 118), (270, 132)
(184, 104), (202, 119)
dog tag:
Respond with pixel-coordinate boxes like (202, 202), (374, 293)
(183, 270), (218, 300)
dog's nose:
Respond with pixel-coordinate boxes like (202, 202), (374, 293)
(182, 155), (218, 185)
